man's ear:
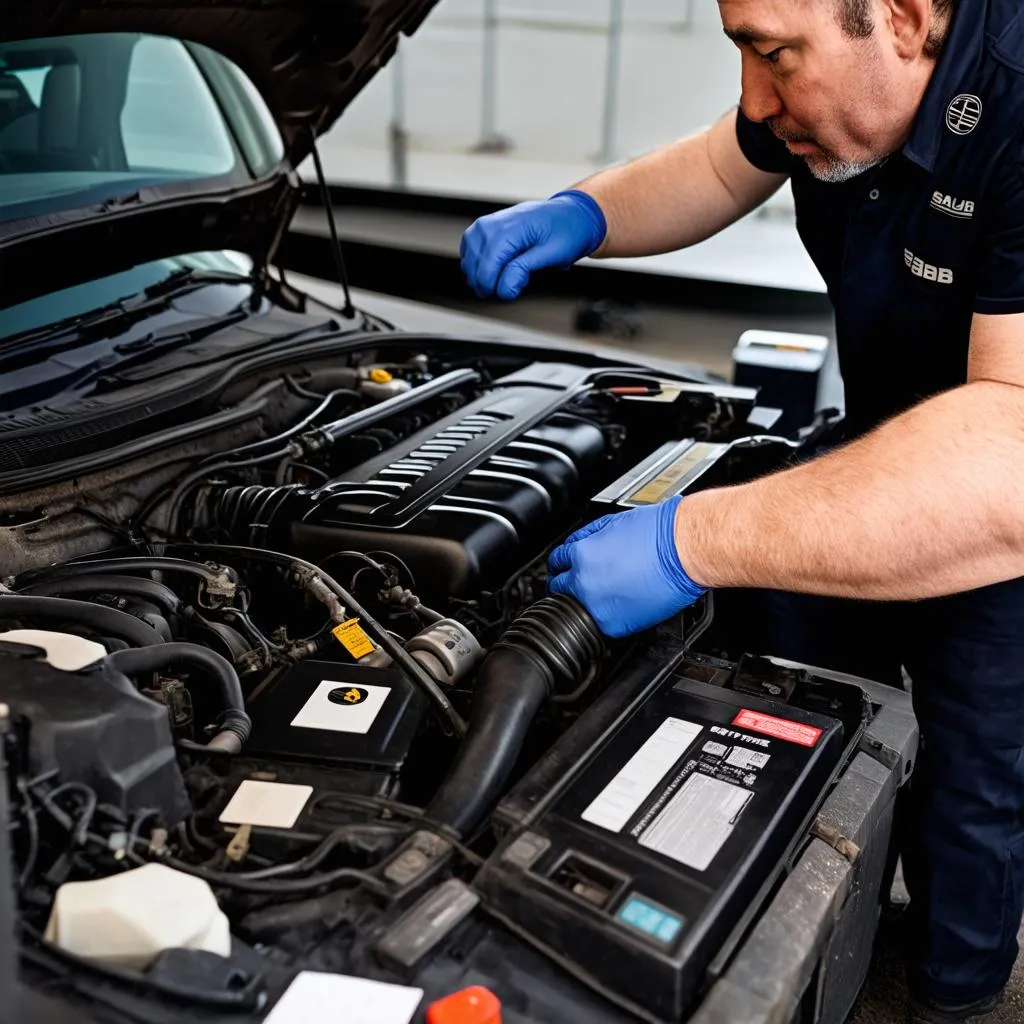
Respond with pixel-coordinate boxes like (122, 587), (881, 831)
(878, 0), (932, 59)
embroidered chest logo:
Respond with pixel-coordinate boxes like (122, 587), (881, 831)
(904, 248), (954, 284)
(946, 94), (982, 135)
(930, 191), (975, 220)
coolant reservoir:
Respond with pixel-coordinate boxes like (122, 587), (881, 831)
(0, 629), (106, 671)
(44, 862), (231, 968)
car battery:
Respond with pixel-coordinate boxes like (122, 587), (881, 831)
(475, 660), (858, 1023)
(589, 438), (734, 514)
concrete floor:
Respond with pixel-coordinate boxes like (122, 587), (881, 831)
(847, 901), (1024, 1024)
(424, 291), (1024, 1024)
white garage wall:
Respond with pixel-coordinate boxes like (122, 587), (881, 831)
(314, 0), (817, 289)
(329, 0), (743, 166)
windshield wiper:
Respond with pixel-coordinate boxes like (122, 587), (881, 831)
(0, 313), (251, 413)
(0, 269), (253, 357)
(139, 267), (251, 302)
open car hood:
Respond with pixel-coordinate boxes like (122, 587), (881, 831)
(0, 0), (439, 167)
(0, 0), (440, 305)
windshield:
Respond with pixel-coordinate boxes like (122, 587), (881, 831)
(0, 250), (254, 341)
(0, 32), (284, 224)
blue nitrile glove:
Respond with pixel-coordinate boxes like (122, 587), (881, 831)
(460, 189), (607, 301)
(548, 495), (707, 639)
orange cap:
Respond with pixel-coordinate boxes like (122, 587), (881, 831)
(425, 986), (502, 1024)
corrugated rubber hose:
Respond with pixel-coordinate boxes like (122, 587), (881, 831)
(426, 595), (603, 837)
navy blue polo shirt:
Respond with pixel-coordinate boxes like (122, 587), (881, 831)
(737, 0), (1024, 438)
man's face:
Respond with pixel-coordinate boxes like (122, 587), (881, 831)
(719, 0), (918, 183)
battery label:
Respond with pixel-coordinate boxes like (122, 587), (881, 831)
(581, 718), (703, 833)
(732, 709), (822, 748)
(637, 773), (753, 872)
(724, 748), (771, 770)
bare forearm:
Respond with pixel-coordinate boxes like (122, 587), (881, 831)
(576, 109), (786, 258)
(678, 382), (1024, 599)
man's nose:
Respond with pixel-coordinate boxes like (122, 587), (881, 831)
(739, 54), (784, 123)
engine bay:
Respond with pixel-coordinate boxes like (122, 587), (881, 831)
(0, 340), (861, 1022)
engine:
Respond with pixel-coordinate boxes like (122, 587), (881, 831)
(0, 346), (829, 1020)
(200, 364), (611, 599)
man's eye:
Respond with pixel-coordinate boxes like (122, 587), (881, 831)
(758, 47), (784, 65)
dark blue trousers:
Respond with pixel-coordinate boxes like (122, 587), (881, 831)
(759, 581), (1024, 1004)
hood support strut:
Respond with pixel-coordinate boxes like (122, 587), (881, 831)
(307, 129), (356, 320)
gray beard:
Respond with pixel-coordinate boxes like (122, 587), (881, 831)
(805, 154), (882, 184)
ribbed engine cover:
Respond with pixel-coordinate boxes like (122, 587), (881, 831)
(207, 364), (610, 598)
(292, 380), (608, 597)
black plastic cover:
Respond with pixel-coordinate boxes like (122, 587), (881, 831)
(476, 669), (848, 1022)
(0, 645), (190, 826)
(244, 661), (426, 774)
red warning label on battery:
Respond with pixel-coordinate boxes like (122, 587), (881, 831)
(732, 710), (822, 748)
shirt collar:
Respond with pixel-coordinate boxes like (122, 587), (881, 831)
(902, 0), (990, 173)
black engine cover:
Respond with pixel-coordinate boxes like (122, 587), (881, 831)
(290, 367), (608, 596)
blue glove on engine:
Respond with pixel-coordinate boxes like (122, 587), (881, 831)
(548, 496), (707, 639)
(460, 189), (607, 300)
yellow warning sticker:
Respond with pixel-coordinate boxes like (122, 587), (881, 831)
(332, 619), (375, 659)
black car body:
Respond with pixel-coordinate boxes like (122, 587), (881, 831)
(0, 6), (913, 1024)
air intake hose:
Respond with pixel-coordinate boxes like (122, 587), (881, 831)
(426, 595), (603, 837)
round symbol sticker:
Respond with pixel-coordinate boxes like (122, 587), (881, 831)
(328, 686), (369, 706)
(946, 94), (982, 135)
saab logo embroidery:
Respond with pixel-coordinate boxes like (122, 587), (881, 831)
(930, 191), (975, 220)
(904, 249), (954, 284)
(946, 94), (982, 135)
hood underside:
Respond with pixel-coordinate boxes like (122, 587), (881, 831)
(0, 0), (439, 167)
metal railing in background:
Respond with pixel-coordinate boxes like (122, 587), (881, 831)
(473, 0), (510, 153)
(597, 0), (625, 165)
(389, 43), (409, 188)
(387, 0), (697, 181)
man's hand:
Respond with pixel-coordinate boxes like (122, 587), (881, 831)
(460, 190), (607, 301)
(460, 109), (787, 301)
(548, 496), (707, 638)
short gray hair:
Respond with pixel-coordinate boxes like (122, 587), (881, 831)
(836, 0), (955, 58)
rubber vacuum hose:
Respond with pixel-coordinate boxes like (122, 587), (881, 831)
(104, 642), (251, 752)
(0, 594), (164, 649)
(18, 575), (182, 618)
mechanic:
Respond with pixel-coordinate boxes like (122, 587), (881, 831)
(460, 1), (1024, 1022)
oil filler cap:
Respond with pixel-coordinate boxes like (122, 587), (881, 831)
(425, 986), (502, 1024)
